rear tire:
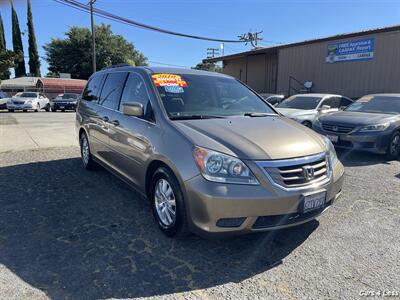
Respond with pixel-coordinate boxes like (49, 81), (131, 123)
(23, 109), (27, 112)
(51, 108), (57, 112)
(79, 132), (98, 170)
(45, 104), (50, 112)
(386, 131), (400, 160)
(149, 167), (189, 238)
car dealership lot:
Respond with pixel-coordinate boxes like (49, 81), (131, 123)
(0, 114), (399, 299)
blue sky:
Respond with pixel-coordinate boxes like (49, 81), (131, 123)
(0, 0), (399, 77)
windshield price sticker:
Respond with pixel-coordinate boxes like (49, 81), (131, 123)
(165, 86), (184, 93)
(152, 74), (188, 87)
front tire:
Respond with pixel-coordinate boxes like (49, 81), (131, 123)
(386, 131), (400, 160)
(45, 104), (50, 112)
(8, 109), (14, 112)
(79, 132), (98, 170)
(302, 121), (312, 128)
(34, 103), (40, 112)
(150, 167), (189, 238)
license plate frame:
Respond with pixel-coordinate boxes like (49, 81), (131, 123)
(326, 134), (339, 143)
(300, 191), (327, 213)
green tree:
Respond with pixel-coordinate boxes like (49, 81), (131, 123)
(11, 0), (26, 77)
(193, 62), (222, 72)
(27, 0), (41, 76)
(0, 12), (12, 80)
(44, 24), (147, 79)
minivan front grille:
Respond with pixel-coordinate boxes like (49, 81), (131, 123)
(322, 123), (355, 134)
(256, 153), (331, 190)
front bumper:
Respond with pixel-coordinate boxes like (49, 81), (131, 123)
(51, 102), (77, 110)
(314, 126), (391, 154)
(184, 160), (344, 237)
(7, 104), (33, 110)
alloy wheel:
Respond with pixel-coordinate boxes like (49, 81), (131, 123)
(390, 134), (400, 156)
(81, 136), (90, 165)
(154, 178), (176, 227)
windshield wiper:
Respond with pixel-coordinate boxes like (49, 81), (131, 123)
(170, 114), (226, 120)
(244, 112), (277, 117)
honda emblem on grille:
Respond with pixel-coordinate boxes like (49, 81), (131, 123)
(302, 166), (315, 181)
(332, 126), (338, 132)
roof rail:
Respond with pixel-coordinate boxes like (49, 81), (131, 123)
(101, 64), (131, 70)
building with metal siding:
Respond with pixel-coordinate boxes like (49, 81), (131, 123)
(204, 25), (400, 99)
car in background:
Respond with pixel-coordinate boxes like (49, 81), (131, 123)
(276, 93), (353, 128)
(259, 93), (285, 106)
(76, 66), (344, 238)
(51, 93), (80, 112)
(313, 94), (400, 159)
(7, 92), (50, 112)
(0, 91), (8, 109)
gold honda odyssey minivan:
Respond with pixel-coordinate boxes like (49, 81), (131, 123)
(76, 66), (344, 238)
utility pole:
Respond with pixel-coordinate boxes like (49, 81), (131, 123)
(207, 47), (219, 58)
(89, 0), (97, 73)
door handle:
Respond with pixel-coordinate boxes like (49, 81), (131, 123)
(110, 120), (120, 126)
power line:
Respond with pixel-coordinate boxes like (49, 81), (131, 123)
(52, 0), (245, 43)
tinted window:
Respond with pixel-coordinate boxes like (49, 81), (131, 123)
(340, 97), (353, 107)
(98, 72), (128, 110)
(120, 73), (150, 116)
(82, 74), (104, 102)
(321, 97), (340, 108)
(345, 95), (400, 114)
(277, 95), (322, 110)
(153, 74), (275, 118)
(20, 92), (38, 98)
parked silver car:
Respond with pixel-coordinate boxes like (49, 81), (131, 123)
(7, 92), (50, 112)
(276, 94), (353, 127)
(76, 66), (344, 238)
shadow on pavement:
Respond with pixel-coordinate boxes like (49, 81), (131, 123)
(337, 149), (390, 167)
(0, 158), (318, 299)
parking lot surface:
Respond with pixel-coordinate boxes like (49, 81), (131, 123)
(0, 115), (399, 299)
(0, 112), (76, 153)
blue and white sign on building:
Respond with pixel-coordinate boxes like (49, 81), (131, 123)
(326, 38), (375, 63)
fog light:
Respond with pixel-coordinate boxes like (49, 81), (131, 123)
(216, 217), (246, 228)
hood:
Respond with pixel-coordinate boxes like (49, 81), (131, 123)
(13, 97), (36, 102)
(319, 111), (399, 127)
(276, 108), (315, 118)
(174, 116), (326, 160)
(54, 98), (76, 102)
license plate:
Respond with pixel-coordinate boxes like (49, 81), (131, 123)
(60, 106), (65, 109)
(302, 191), (326, 213)
(326, 135), (338, 143)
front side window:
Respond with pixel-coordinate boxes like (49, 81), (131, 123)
(345, 95), (400, 114)
(98, 72), (128, 109)
(152, 73), (275, 119)
(321, 97), (340, 109)
(120, 73), (151, 117)
(277, 95), (323, 110)
(340, 97), (353, 107)
(82, 73), (104, 102)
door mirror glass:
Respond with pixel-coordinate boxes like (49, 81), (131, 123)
(122, 102), (144, 117)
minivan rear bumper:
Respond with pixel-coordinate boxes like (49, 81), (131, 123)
(184, 161), (344, 237)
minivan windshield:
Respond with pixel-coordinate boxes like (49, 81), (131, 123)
(152, 73), (276, 119)
(20, 92), (38, 98)
(277, 95), (322, 110)
(345, 95), (400, 115)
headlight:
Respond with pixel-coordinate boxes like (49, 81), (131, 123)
(323, 137), (339, 170)
(193, 146), (259, 185)
(359, 123), (390, 132)
(313, 117), (322, 128)
(27, 100), (32, 104)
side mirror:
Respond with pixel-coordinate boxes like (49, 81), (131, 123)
(318, 105), (331, 111)
(122, 102), (144, 117)
(339, 106), (346, 111)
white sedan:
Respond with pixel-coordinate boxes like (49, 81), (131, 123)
(7, 92), (50, 112)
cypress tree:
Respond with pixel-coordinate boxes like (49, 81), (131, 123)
(11, 0), (26, 77)
(0, 12), (10, 79)
(27, 0), (40, 77)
